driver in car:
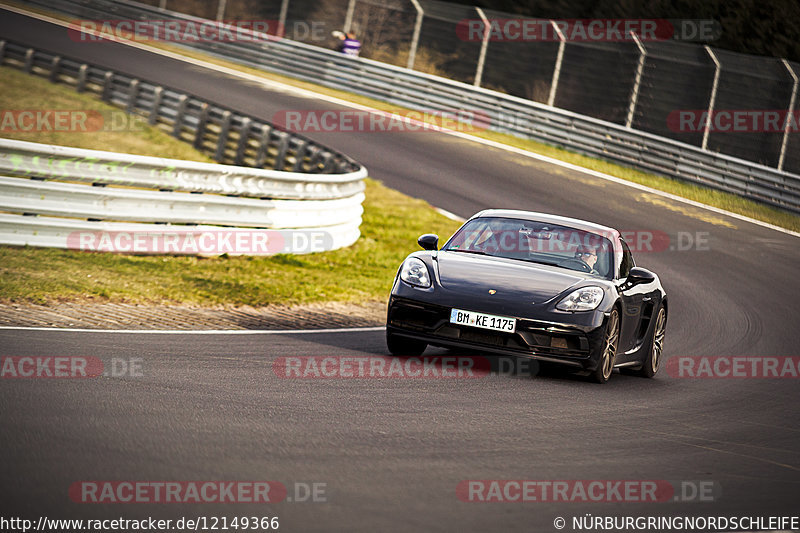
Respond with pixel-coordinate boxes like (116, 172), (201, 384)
(575, 244), (600, 275)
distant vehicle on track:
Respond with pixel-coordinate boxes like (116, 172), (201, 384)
(386, 210), (667, 383)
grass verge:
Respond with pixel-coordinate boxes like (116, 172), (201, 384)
(0, 66), (213, 161)
(0, 179), (461, 305)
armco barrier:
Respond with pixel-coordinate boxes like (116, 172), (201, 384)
(0, 38), (361, 175)
(0, 138), (365, 254)
(8, 0), (799, 214)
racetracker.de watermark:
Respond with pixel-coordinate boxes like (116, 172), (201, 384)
(668, 110), (800, 133)
(67, 229), (333, 255)
(69, 481), (285, 503)
(0, 356), (143, 378)
(457, 480), (719, 503)
(68, 19), (283, 43)
(0, 110), (146, 133)
(455, 19), (720, 42)
(449, 229), (709, 254)
(666, 356), (800, 378)
(272, 109), (491, 133)
(273, 356), (492, 379)
(68, 481), (327, 504)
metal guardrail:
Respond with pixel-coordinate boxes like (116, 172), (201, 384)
(0, 138), (365, 253)
(0, 37), (362, 176)
(0, 212), (362, 255)
(10, 0), (799, 214)
(0, 176), (364, 228)
(0, 138), (365, 201)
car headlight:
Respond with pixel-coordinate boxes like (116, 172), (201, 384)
(400, 257), (431, 288)
(556, 286), (604, 311)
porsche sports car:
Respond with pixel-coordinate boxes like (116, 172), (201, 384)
(386, 210), (667, 383)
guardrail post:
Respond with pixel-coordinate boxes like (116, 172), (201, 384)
(235, 117), (251, 165)
(702, 45), (721, 150)
(274, 131), (290, 170)
(215, 111), (233, 162)
(407, 0), (423, 70)
(23, 48), (34, 73)
(172, 94), (188, 138)
(255, 124), (273, 168)
(473, 7), (490, 87)
(292, 139), (309, 171)
(76, 64), (88, 92)
(149, 86), (164, 125)
(0, 41), (6, 64)
(778, 59), (798, 171)
(318, 151), (334, 173)
(343, 0), (356, 34)
(547, 21), (565, 107)
(126, 79), (140, 113)
(101, 71), (115, 102)
(626, 32), (646, 129)
(194, 103), (209, 149)
(48, 56), (61, 83)
(216, 0), (227, 21)
(306, 145), (321, 172)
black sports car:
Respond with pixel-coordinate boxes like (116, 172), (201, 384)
(386, 210), (667, 383)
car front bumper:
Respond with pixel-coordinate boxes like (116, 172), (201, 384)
(386, 294), (610, 371)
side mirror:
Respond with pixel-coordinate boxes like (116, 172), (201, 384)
(627, 267), (655, 286)
(418, 234), (439, 251)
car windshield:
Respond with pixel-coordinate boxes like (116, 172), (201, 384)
(443, 216), (614, 279)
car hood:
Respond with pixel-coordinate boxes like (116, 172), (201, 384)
(435, 251), (584, 304)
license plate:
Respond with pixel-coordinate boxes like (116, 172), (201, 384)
(450, 308), (516, 333)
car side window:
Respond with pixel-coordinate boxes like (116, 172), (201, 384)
(619, 239), (634, 279)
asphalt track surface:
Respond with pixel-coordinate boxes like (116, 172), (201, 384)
(1, 9), (800, 532)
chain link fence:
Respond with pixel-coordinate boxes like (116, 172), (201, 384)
(117, 0), (800, 175)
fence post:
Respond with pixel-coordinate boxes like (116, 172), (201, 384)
(216, 0), (226, 21)
(0, 40), (6, 64)
(126, 79), (140, 113)
(215, 111), (232, 162)
(194, 103), (209, 149)
(473, 7), (490, 87)
(625, 32), (646, 129)
(343, 0), (356, 34)
(407, 0), (423, 70)
(149, 86), (163, 125)
(235, 117), (251, 166)
(278, 0), (289, 37)
(172, 94), (187, 138)
(76, 64), (88, 92)
(702, 45), (721, 151)
(255, 124), (273, 168)
(158, 0), (166, 9)
(274, 131), (290, 170)
(49, 56), (61, 83)
(292, 139), (309, 172)
(778, 59), (798, 171)
(23, 48), (34, 73)
(547, 21), (565, 107)
(101, 71), (114, 101)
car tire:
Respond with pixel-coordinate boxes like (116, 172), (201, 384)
(592, 308), (619, 384)
(633, 305), (666, 378)
(386, 331), (427, 356)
